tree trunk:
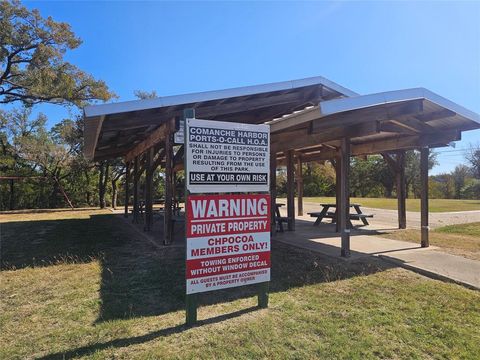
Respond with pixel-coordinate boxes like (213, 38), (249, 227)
(98, 161), (110, 209)
(111, 178), (118, 209)
(9, 179), (14, 210)
(384, 187), (393, 198)
(84, 169), (91, 205)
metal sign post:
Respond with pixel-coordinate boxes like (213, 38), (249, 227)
(183, 108), (198, 326)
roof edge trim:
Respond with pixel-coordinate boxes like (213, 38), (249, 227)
(319, 88), (480, 124)
(84, 76), (358, 118)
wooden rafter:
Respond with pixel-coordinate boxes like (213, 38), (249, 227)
(125, 118), (175, 163)
(272, 121), (380, 153)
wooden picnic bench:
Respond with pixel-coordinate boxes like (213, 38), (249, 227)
(308, 203), (373, 228)
(274, 203), (290, 232)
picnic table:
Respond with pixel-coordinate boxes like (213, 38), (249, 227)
(274, 203), (290, 232)
(135, 199), (182, 219)
(308, 203), (373, 227)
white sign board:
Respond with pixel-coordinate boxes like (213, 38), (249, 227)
(186, 118), (270, 193)
(185, 194), (271, 294)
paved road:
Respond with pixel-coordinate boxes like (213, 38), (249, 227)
(277, 200), (480, 229)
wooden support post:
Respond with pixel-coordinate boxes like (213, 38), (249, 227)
(286, 150), (295, 231)
(124, 161), (130, 218)
(340, 138), (351, 257)
(334, 157), (341, 233)
(396, 151), (407, 229)
(420, 147), (429, 247)
(132, 156), (139, 223)
(164, 120), (175, 245)
(297, 155), (303, 216)
(270, 154), (277, 236)
(144, 148), (153, 231)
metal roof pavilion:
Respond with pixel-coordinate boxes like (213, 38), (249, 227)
(84, 76), (479, 162)
(82, 75), (480, 254)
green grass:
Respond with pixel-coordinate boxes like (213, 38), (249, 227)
(380, 222), (480, 261)
(436, 222), (480, 237)
(1, 210), (480, 359)
(291, 197), (480, 212)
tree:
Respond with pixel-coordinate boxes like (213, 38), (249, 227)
(110, 159), (125, 209)
(134, 90), (157, 100)
(430, 173), (455, 199)
(17, 116), (76, 207)
(350, 156), (386, 197)
(1, 0), (115, 106)
(451, 164), (471, 199)
(0, 108), (100, 209)
(303, 161), (335, 197)
(404, 150), (437, 198)
(371, 156), (395, 197)
(461, 178), (480, 199)
(98, 161), (109, 209)
(466, 143), (480, 179)
(51, 116), (98, 206)
(0, 107), (47, 208)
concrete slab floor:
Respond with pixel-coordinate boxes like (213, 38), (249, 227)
(273, 218), (480, 290)
(273, 219), (429, 261)
(113, 206), (480, 290)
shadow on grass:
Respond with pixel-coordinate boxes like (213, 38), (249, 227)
(1, 211), (398, 358)
(0, 207), (99, 215)
(37, 306), (259, 360)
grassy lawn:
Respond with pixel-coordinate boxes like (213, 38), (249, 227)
(290, 197), (480, 212)
(381, 222), (480, 261)
(1, 210), (480, 359)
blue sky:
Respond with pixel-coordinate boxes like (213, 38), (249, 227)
(24, 1), (480, 175)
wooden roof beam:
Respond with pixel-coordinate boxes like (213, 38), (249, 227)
(352, 130), (460, 156)
(276, 148), (339, 165)
(125, 118), (175, 163)
(276, 129), (460, 162)
(379, 121), (419, 135)
(271, 121), (379, 153)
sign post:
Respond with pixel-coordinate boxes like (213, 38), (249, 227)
(184, 116), (270, 325)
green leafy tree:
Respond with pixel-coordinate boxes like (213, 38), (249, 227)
(303, 162), (335, 197)
(461, 178), (480, 199)
(51, 116), (98, 207)
(404, 150), (437, 198)
(0, 107), (47, 209)
(350, 156), (385, 197)
(0, 0), (115, 106)
(451, 164), (471, 199)
(430, 174), (455, 199)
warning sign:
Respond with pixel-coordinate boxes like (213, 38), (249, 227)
(186, 118), (270, 193)
(186, 193), (271, 294)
